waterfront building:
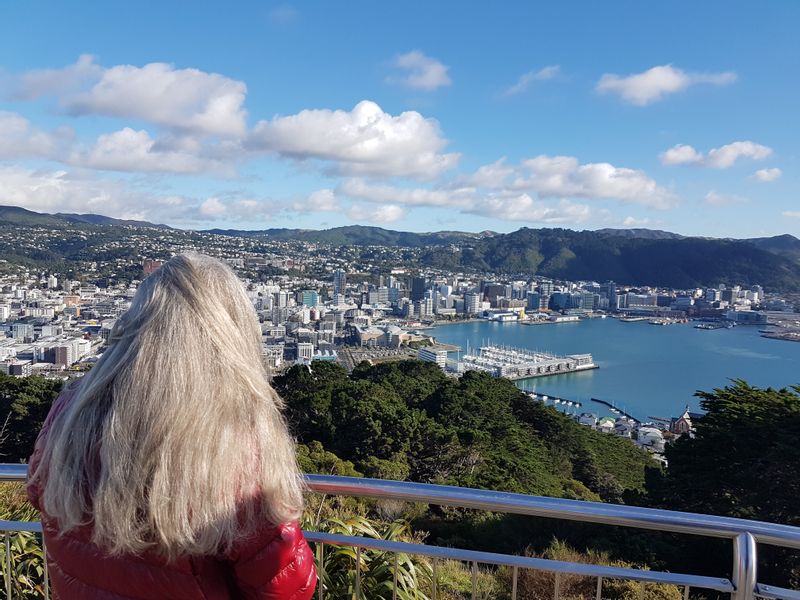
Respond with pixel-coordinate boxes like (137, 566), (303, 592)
(417, 347), (448, 368)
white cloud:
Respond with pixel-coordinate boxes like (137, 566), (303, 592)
(199, 197), (227, 217)
(455, 158), (515, 188)
(295, 189), (339, 212)
(0, 111), (73, 160)
(752, 167), (782, 182)
(513, 155), (677, 209)
(347, 204), (407, 224)
(341, 179), (592, 224)
(11, 56), (248, 137)
(596, 65), (736, 106)
(503, 66), (560, 96)
(622, 216), (652, 227)
(704, 190), (749, 206)
(71, 128), (230, 174)
(249, 100), (459, 179)
(469, 194), (592, 223)
(660, 141), (772, 168)
(783, 211), (800, 218)
(386, 51), (451, 91)
(11, 54), (102, 100)
(659, 144), (704, 166)
(0, 165), (175, 220)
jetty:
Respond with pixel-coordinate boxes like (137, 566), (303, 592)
(590, 397), (640, 424)
(456, 344), (597, 380)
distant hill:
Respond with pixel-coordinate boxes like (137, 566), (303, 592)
(0, 205), (170, 229)
(2, 204), (800, 290)
(418, 227), (800, 291)
(204, 225), (493, 246)
(595, 228), (686, 240)
(747, 234), (800, 263)
(55, 212), (172, 229)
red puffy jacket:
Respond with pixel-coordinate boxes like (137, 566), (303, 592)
(27, 386), (317, 600)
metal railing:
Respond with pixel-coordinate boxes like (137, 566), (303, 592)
(2, 464), (799, 600)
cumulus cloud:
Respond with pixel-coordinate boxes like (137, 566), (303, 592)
(513, 155), (676, 209)
(340, 179), (592, 224)
(660, 141), (772, 168)
(622, 216), (652, 227)
(0, 111), (73, 160)
(704, 190), (749, 207)
(70, 128), (231, 174)
(9, 55), (248, 137)
(455, 158), (515, 189)
(596, 65), (736, 105)
(295, 188), (339, 212)
(0, 165), (175, 220)
(386, 51), (451, 91)
(503, 65), (560, 96)
(347, 203), (408, 224)
(752, 167), (782, 182)
(248, 100), (459, 179)
(11, 54), (102, 100)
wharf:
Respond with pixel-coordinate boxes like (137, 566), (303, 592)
(590, 397), (640, 424)
(457, 344), (597, 381)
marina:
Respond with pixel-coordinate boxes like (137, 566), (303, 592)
(454, 343), (597, 380)
(433, 317), (800, 419)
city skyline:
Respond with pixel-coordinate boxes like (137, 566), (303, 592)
(1, 1), (797, 238)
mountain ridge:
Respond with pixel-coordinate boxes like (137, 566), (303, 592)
(1, 205), (799, 290)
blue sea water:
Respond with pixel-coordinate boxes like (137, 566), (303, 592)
(431, 319), (800, 421)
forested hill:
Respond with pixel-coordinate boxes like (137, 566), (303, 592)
(275, 360), (655, 502)
(418, 227), (800, 290)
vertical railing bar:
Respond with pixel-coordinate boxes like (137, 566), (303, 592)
(732, 532), (757, 600)
(4, 532), (11, 600)
(392, 552), (398, 600)
(512, 566), (518, 600)
(596, 576), (603, 600)
(355, 546), (362, 600)
(432, 558), (438, 600)
(471, 560), (477, 600)
(554, 571), (562, 600)
(317, 542), (324, 600)
(43, 537), (50, 600)
(639, 580), (645, 600)
(683, 585), (690, 600)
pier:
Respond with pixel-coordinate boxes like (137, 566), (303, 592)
(590, 397), (640, 424)
(456, 344), (597, 380)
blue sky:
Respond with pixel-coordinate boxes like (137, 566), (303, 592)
(0, 1), (797, 237)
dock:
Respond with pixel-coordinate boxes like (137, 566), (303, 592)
(590, 397), (640, 424)
(456, 344), (597, 381)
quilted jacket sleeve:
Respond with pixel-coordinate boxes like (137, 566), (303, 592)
(229, 521), (317, 600)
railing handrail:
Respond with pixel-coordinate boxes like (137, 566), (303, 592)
(3, 464), (799, 549)
(305, 474), (800, 549)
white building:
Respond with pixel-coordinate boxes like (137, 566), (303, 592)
(417, 347), (448, 368)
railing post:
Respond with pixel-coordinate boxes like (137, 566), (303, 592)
(732, 532), (756, 600)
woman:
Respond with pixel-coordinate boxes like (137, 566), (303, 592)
(27, 253), (316, 599)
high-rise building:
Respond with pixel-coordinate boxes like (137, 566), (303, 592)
(411, 277), (427, 302)
(300, 290), (319, 307)
(333, 270), (347, 296)
(464, 292), (482, 315)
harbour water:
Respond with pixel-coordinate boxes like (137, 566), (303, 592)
(432, 318), (800, 421)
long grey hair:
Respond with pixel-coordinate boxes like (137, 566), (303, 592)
(30, 253), (304, 558)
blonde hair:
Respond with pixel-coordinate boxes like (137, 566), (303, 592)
(30, 253), (304, 558)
